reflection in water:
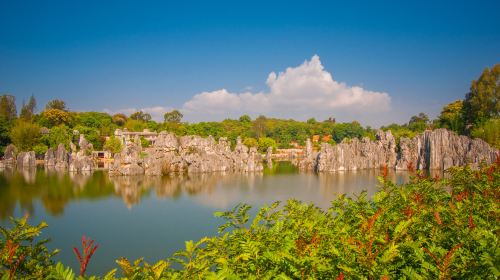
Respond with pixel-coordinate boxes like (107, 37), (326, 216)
(0, 162), (449, 275)
(0, 162), (431, 219)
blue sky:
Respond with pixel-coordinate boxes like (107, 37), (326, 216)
(1, 0), (499, 127)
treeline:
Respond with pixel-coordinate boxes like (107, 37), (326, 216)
(0, 63), (498, 155)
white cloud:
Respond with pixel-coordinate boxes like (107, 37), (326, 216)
(181, 55), (391, 124)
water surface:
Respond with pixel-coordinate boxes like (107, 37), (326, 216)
(0, 162), (412, 274)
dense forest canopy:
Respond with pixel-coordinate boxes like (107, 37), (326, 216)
(0, 63), (498, 154)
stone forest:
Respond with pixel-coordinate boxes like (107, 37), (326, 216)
(0, 128), (498, 176)
(1, 12), (499, 278)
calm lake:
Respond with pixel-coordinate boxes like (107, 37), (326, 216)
(0, 162), (413, 274)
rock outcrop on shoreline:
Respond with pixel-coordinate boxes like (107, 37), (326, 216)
(315, 130), (397, 172)
(0, 144), (17, 169)
(110, 133), (263, 176)
(44, 144), (69, 169)
(312, 129), (497, 172)
(16, 151), (36, 168)
(395, 128), (498, 170)
(1, 128), (496, 174)
(68, 135), (94, 173)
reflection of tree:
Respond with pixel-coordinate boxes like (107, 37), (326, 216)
(107, 172), (265, 208)
(317, 169), (443, 199)
(0, 169), (115, 219)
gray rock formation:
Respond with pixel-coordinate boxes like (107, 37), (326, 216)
(311, 129), (497, 172)
(55, 144), (69, 169)
(298, 138), (316, 170)
(69, 134), (94, 173)
(266, 146), (273, 168)
(395, 128), (498, 170)
(315, 130), (397, 172)
(109, 138), (144, 176)
(44, 148), (56, 167)
(110, 133), (263, 176)
(16, 151), (36, 168)
(1, 144), (17, 168)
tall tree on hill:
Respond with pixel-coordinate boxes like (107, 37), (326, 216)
(164, 110), (183, 123)
(130, 111), (151, 122)
(436, 100), (464, 133)
(45, 99), (67, 111)
(20, 95), (37, 121)
(0, 95), (17, 122)
(462, 64), (500, 129)
(253, 115), (268, 138)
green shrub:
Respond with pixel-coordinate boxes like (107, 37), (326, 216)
(471, 118), (500, 149)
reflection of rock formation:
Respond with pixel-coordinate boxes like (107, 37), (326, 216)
(109, 176), (149, 208)
(69, 172), (91, 189)
(107, 170), (267, 208)
(111, 133), (264, 176)
(20, 167), (36, 184)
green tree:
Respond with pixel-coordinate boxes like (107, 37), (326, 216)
(407, 112), (429, 132)
(20, 95), (37, 121)
(437, 100), (464, 132)
(112, 113), (127, 126)
(45, 99), (67, 111)
(462, 64), (500, 127)
(41, 125), (71, 148)
(332, 122), (365, 143)
(103, 136), (123, 154)
(307, 118), (317, 124)
(0, 117), (12, 152)
(258, 137), (276, 152)
(253, 115), (268, 138)
(471, 118), (500, 148)
(75, 112), (115, 136)
(33, 143), (48, 155)
(73, 125), (104, 150)
(239, 115), (252, 123)
(125, 119), (147, 132)
(380, 123), (417, 144)
(164, 110), (183, 123)
(0, 94), (17, 122)
(130, 111), (151, 122)
(40, 109), (73, 127)
(243, 137), (258, 148)
(9, 120), (41, 151)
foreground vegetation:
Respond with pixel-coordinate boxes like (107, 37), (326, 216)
(1, 162), (499, 279)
